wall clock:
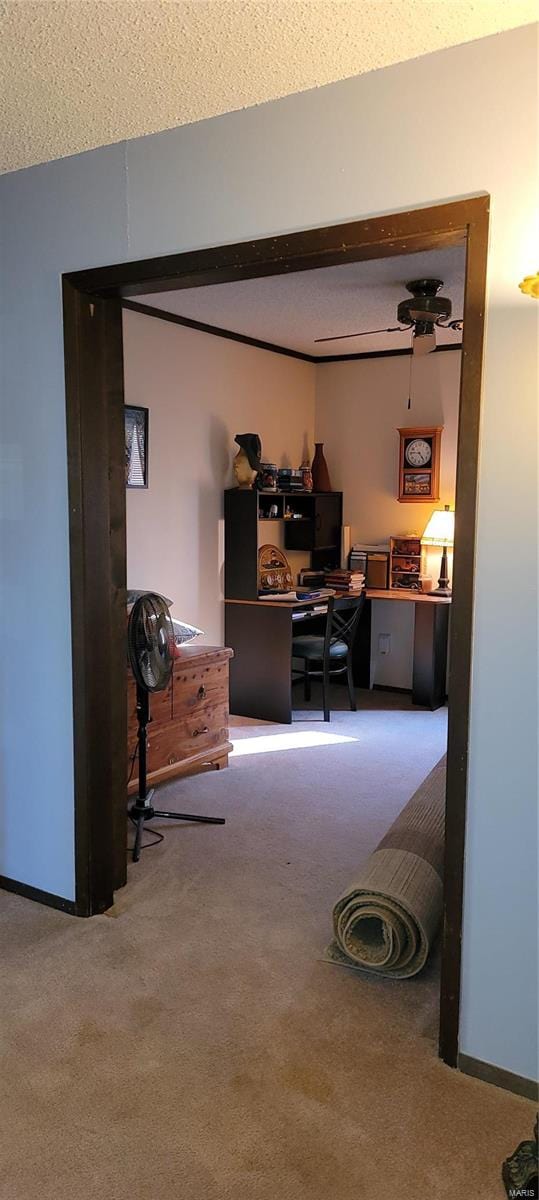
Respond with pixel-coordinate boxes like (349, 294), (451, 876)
(397, 426), (442, 502)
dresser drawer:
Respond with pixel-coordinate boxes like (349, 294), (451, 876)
(147, 706), (228, 771)
(172, 656), (229, 719)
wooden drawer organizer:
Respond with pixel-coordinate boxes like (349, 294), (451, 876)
(389, 535), (422, 590)
(127, 644), (233, 794)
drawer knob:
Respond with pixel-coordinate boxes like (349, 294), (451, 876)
(197, 685), (206, 700)
(192, 726), (209, 737)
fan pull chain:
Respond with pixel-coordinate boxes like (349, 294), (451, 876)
(407, 344), (413, 410)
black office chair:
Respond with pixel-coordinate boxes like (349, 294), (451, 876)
(292, 593), (365, 721)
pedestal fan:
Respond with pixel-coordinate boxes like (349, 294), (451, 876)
(127, 592), (224, 862)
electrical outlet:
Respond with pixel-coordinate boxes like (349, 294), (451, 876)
(379, 634), (391, 656)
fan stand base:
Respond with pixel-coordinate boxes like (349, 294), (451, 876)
(128, 793), (225, 863)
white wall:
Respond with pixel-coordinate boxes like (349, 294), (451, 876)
(124, 310), (315, 643)
(0, 26), (536, 1080)
(316, 352), (460, 543)
(316, 351), (460, 687)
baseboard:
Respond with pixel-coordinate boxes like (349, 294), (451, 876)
(0, 874), (78, 916)
(372, 684), (412, 694)
(458, 1053), (538, 1101)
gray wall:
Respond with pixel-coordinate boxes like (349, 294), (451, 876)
(0, 26), (537, 1080)
(0, 144), (129, 898)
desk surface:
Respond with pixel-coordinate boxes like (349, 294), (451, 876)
(225, 586), (450, 720)
(225, 588), (451, 609)
(366, 588), (451, 605)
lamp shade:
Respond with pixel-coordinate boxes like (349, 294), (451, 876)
(422, 506), (455, 547)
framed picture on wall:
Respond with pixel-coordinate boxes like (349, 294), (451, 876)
(397, 425), (442, 502)
(125, 405), (148, 488)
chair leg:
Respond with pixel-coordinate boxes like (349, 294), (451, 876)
(304, 665), (311, 702)
(323, 660), (330, 722)
(347, 653), (357, 712)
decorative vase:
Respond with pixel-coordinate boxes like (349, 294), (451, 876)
(300, 461), (313, 492)
(233, 433), (262, 489)
(311, 443), (332, 492)
(233, 448), (258, 489)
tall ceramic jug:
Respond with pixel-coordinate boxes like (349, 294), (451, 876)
(311, 443), (332, 492)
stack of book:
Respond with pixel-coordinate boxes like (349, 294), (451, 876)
(325, 568), (365, 592)
(277, 468), (304, 491)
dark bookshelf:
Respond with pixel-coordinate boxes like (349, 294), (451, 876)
(224, 488), (343, 600)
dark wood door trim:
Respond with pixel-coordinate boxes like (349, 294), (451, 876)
(66, 199), (478, 299)
(62, 195), (489, 1069)
(63, 282), (127, 915)
(438, 203), (489, 1062)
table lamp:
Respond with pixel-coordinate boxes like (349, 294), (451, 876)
(421, 505), (455, 595)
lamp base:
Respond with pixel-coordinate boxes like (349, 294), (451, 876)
(433, 546), (451, 596)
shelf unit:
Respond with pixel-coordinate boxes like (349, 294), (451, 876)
(389, 535), (422, 590)
(224, 488), (343, 600)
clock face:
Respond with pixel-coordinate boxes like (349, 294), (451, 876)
(405, 438), (432, 467)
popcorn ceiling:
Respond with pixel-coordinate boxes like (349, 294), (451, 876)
(1, 0), (536, 174)
(136, 246), (466, 358)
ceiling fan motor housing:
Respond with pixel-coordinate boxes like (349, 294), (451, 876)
(397, 278), (452, 328)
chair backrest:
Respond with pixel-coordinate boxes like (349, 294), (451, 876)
(323, 593), (366, 660)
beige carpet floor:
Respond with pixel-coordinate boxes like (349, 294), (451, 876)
(0, 689), (533, 1200)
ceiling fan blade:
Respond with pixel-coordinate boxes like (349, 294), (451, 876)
(314, 325), (406, 344)
(412, 329), (436, 356)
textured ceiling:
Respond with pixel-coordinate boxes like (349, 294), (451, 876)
(1, 1), (537, 174)
(137, 245), (466, 356)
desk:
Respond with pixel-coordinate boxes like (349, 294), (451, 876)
(225, 588), (450, 724)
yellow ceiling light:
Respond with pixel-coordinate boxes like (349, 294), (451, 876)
(518, 272), (539, 299)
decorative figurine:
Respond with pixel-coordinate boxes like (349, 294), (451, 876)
(300, 460), (313, 492)
(258, 462), (278, 491)
(233, 433), (262, 489)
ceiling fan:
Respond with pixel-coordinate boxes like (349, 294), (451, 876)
(314, 278), (463, 355)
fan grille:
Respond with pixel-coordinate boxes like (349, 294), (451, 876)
(128, 592), (174, 693)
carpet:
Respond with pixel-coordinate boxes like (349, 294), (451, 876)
(326, 755), (446, 978)
(0, 689), (533, 1200)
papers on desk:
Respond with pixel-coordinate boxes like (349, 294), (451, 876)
(298, 588), (336, 599)
(258, 587), (336, 602)
(292, 603), (329, 621)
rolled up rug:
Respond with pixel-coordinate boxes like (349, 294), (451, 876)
(325, 755), (446, 979)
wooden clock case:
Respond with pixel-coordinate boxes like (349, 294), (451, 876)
(397, 425), (442, 503)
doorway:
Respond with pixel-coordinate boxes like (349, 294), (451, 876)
(62, 196), (489, 1066)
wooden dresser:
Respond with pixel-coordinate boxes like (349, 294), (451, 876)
(127, 644), (233, 794)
